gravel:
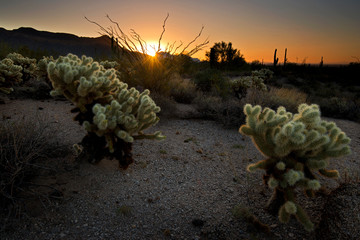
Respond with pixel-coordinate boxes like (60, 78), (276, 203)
(1, 99), (360, 240)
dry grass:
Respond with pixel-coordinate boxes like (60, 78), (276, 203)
(0, 113), (62, 221)
(169, 76), (198, 104)
(244, 87), (309, 113)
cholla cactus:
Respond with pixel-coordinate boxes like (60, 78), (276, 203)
(251, 68), (273, 81)
(48, 54), (120, 112)
(47, 53), (164, 168)
(6, 53), (37, 81)
(36, 56), (55, 81)
(230, 69), (271, 99)
(100, 60), (120, 70)
(239, 103), (351, 231)
(0, 58), (23, 94)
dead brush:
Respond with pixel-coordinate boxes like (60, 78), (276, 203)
(0, 113), (62, 223)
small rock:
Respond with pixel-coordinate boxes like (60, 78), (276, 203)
(192, 219), (205, 227)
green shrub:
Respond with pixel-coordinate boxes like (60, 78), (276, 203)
(192, 69), (231, 97)
(47, 53), (165, 168)
(169, 76), (198, 104)
(239, 103), (351, 231)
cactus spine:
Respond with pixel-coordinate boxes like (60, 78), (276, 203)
(239, 103), (351, 231)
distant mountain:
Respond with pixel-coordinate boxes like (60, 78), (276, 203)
(0, 27), (112, 58)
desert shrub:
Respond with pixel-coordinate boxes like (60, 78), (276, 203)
(244, 87), (308, 113)
(6, 53), (37, 82)
(192, 69), (231, 97)
(0, 58), (23, 94)
(267, 87), (309, 113)
(194, 94), (245, 127)
(0, 114), (59, 215)
(47, 53), (165, 168)
(149, 91), (178, 117)
(86, 14), (208, 97)
(169, 76), (198, 104)
(216, 98), (246, 128)
(315, 96), (360, 122)
(119, 54), (177, 96)
(194, 93), (223, 119)
(10, 79), (52, 100)
(239, 103), (351, 231)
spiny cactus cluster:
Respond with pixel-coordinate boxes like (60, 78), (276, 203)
(230, 69), (272, 99)
(36, 56), (55, 81)
(0, 58), (23, 94)
(6, 52), (37, 81)
(239, 103), (351, 231)
(47, 53), (164, 167)
(100, 60), (120, 70)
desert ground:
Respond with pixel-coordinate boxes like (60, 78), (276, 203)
(1, 97), (360, 240)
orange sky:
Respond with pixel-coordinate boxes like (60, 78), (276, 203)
(1, 0), (359, 64)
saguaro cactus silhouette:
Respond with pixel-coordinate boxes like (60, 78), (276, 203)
(273, 49), (279, 67)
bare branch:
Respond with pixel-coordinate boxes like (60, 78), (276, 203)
(86, 13), (209, 59)
(158, 13), (169, 53)
(180, 26), (208, 55)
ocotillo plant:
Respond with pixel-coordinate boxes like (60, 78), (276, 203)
(273, 49), (279, 67)
(47, 53), (165, 168)
(239, 103), (351, 231)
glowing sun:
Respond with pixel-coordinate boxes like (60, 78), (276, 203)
(147, 47), (157, 57)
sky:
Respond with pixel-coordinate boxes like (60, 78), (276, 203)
(1, 0), (359, 64)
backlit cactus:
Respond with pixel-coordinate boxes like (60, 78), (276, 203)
(0, 58), (23, 94)
(6, 53), (37, 81)
(230, 69), (272, 99)
(100, 60), (120, 70)
(239, 103), (351, 231)
(36, 56), (55, 82)
(47, 53), (164, 168)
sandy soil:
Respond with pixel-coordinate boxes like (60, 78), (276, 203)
(1, 98), (359, 240)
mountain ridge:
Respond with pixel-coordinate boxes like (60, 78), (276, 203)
(0, 27), (112, 58)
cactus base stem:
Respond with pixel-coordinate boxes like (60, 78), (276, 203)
(77, 133), (133, 169)
(266, 188), (285, 216)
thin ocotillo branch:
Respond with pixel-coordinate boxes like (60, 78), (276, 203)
(157, 13), (169, 53)
(85, 13), (209, 57)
